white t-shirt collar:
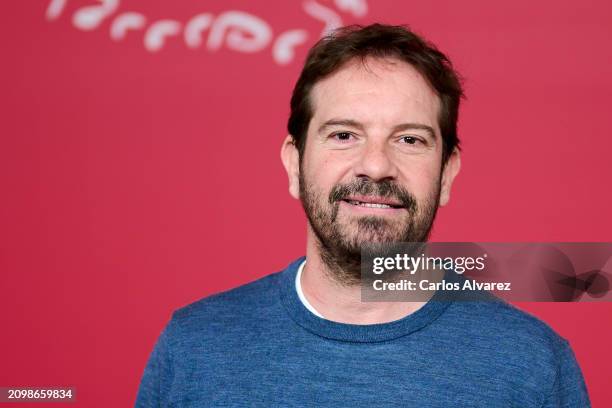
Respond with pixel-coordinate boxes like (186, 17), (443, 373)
(295, 259), (325, 318)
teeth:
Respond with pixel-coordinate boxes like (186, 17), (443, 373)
(348, 200), (392, 209)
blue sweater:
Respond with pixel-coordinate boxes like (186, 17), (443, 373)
(135, 257), (590, 407)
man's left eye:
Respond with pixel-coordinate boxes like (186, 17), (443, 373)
(400, 136), (421, 145)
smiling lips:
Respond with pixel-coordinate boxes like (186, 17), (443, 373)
(341, 195), (404, 210)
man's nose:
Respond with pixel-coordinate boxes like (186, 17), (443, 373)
(353, 139), (398, 181)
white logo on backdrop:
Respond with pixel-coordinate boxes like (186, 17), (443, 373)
(45, 0), (369, 65)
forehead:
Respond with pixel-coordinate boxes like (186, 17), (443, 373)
(308, 57), (441, 135)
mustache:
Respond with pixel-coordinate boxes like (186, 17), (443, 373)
(329, 178), (417, 212)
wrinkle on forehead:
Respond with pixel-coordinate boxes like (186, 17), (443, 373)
(309, 56), (442, 136)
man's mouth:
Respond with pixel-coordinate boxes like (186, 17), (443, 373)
(341, 196), (404, 209)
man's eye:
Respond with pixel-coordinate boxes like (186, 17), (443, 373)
(400, 136), (421, 145)
(332, 132), (354, 142)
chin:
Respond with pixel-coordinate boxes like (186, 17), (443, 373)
(344, 231), (406, 247)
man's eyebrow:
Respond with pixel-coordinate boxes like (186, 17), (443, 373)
(317, 119), (365, 134)
(318, 119), (437, 139)
(392, 123), (436, 140)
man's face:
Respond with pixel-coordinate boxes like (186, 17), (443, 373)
(284, 57), (459, 281)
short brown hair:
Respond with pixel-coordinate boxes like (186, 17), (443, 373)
(287, 23), (464, 165)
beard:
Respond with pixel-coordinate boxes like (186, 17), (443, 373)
(299, 170), (441, 286)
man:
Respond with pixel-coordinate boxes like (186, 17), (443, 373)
(136, 24), (590, 407)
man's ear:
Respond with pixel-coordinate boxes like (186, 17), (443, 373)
(280, 135), (301, 200)
(439, 148), (461, 207)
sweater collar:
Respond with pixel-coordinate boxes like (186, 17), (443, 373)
(277, 256), (455, 343)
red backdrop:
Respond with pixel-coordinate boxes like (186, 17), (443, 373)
(1, 1), (611, 406)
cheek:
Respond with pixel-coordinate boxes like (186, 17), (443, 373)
(398, 161), (441, 199)
(303, 150), (350, 190)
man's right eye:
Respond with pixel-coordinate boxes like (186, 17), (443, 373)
(331, 132), (354, 142)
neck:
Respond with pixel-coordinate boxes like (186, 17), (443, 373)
(300, 226), (427, 324)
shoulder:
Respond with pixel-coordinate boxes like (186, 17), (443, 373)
(164, 270), (286, 343)
(441, 297), (573, 376)
(430, 298), (589, 404)
(445, 296), (569, 348)
(177, 271), (281, 315)
(435, 298), (583, 395)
